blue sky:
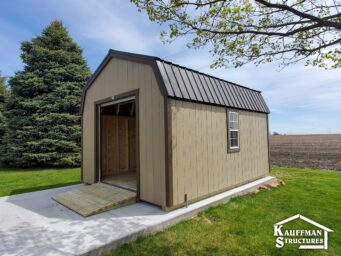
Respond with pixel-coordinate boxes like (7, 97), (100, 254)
(1, 0), (340, 134)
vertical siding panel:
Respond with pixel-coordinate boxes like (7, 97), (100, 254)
(181, 101), (187, 201)
(253, 115), (257, 177)
(240, 112), (245, 181)
(173, 100), (180, 205)
(200, 104), (208, 197)
(211, 107), (216, 191)
(238, 112), (243, 183)
(218, 108), (224, 190)
(183, 102), (190, 199)
(222, 109), (227, 189)
(176, 100), (180, 205)
(174, 100), (179, 204)
(204, 107), (209, 193)
(212, 107), (218, 191)
(202, 106), (208, 194)
(215, 108), (220, 190)
(190, 102), (196, 199)
(177, 101), (183, 203)
(151, 66), (161, 204)
(159, 94), (166, 206)
(203, 104), (209, 196)
(243, 112), (249, 181)
(139, 63), (147, 200)
(244, 112), (250, 180)
(171, 100), (177, 204)
(187, 102), (194, 200)
(193, 104), (198, 198)
(146, 64), (154, 202)
(200, 104), (205, 197)
(192, 103), (198, 199)
(205, 106), (210, 193)
(195, 104), (202, 198)
(206, 106), (212, 193)
(211, 107), (216, 190)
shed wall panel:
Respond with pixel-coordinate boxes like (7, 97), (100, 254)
(82, 58), (166, 207)
(170, 99), (269, 206)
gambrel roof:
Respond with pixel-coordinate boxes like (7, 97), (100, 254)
(81, 50), (270, 114)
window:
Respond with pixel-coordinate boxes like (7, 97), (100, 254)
(228, 111), (239, 150)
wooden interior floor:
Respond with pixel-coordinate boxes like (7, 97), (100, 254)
(102, 171), (137, 191)
(52, 183), (136, 217)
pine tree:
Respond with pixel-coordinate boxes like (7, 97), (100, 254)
(0, 74), (9, 150)
(1, 21), (91, 167)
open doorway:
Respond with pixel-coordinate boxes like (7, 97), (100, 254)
(99, 98), (137, 192)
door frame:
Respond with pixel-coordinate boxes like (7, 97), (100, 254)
(94, 89), (140, 199)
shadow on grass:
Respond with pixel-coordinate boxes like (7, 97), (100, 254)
(9, 181), (81, 196)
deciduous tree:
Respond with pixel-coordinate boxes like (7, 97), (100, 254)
(131, 0), (341, 68)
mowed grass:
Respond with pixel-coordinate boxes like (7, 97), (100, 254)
(0, 167), (81, 197)
(109, 167), (341, 256)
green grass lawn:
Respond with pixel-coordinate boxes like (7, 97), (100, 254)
(109, 167), (341, 256)
(0, 167), (81, 197)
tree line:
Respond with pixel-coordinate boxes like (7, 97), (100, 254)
(0, 21), (91, 167)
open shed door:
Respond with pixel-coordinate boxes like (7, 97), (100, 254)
(98, 96), (138, 192)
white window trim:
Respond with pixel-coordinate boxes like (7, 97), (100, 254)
(228, 111), (240, 150)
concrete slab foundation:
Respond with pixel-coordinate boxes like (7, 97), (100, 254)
(0, 176), (275, 256)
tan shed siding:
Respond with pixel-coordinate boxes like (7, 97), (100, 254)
(170, 99), (269, 206)
(82, 58), (166, 206)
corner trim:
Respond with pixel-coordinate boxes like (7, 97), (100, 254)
(266, 114), (271, 173)
(164, 97), (173, 208)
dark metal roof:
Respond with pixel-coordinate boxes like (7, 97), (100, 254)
(81, 50), (270, 114)
(156, 60), (269, 113)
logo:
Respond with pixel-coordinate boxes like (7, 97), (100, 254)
(274, 214), (333, 249)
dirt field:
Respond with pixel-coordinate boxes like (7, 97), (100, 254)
(270, 134), (341, 170)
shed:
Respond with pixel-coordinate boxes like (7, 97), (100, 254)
(81, 49), (270, 211)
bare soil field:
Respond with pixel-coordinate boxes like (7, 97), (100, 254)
(270, 134), (341, 170)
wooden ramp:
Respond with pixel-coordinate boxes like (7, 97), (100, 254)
(52, 183), (136, 217)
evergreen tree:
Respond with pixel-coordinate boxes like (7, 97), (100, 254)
(0, 74), (9, 150)
(1, 21), (91, 167)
